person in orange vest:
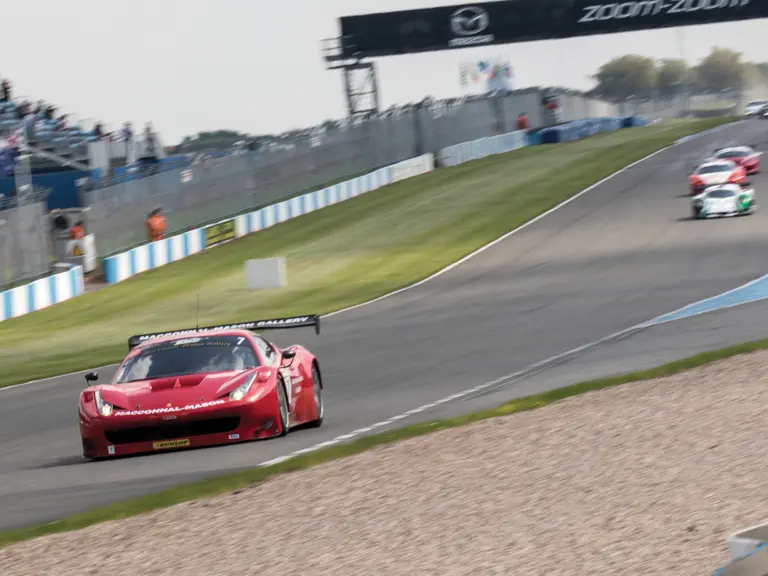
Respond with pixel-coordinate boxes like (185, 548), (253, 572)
(70, 220), (85, 239)
(146, 207), (167, 242)
(516, 112), (530, 132)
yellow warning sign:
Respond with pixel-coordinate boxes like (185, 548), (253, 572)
(71, 245), (83, 256)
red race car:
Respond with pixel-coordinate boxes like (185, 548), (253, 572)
(79, 315), (324, 459)
(709, 146), (762, 174)
(688, 160), (747, 195)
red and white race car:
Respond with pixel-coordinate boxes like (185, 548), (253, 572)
(79, 316), (324, 459)
(688, 160), (747, 195)
(709, 146), (761, 174)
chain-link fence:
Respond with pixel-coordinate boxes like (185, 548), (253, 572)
(84, 86), (697, 257)
(617, 90), (742, 120)
(0, 186), (51, 289)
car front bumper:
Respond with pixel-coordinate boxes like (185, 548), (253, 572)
(80, 392), (281, 459)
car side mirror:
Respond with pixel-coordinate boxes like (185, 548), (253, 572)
(281, 349), (296, 366)
(85, 371), (99, 385)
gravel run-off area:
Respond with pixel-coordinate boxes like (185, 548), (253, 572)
(4, 351), (768, 576)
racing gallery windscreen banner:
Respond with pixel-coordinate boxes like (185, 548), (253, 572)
(339, 0), (767, 58)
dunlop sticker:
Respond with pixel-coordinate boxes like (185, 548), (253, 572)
(152, 439), (191, 450)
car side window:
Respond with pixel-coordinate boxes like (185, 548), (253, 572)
(252, 336), (277, 366)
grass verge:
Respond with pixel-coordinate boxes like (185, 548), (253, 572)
(102, 169), (378, 258)
(0, 117), (734, 388)
(0, 333), (764, 548)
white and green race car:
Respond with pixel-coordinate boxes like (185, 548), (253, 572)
(691, 183), (756, 219)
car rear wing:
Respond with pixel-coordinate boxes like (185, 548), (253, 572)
(127, 315), (321, 349)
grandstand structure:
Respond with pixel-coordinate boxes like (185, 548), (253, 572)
(0, 82), (175, 210)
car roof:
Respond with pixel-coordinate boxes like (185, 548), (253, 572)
(703, 183), (741, 192)
(715, 146), (751, 154)
(699, 160), (737, 169)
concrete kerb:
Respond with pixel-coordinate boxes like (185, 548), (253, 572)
(709, 522), (768, 575)
(728, 522), (768, 561)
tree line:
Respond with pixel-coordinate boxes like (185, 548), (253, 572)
(589, 47), (768, 102)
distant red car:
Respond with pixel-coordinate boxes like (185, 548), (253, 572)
(79, 316), (324, 459)
(688, 160), (747, 195)
(710, 146), (762, 174)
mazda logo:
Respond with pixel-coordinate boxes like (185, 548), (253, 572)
(451, 6), (490, 36)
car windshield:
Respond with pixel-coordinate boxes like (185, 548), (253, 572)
(115, 335), (260, 383)
(747, 101), (767, 107)
(697, 164), (731, 174)
(716, 150), (748, 158)
(707, 189), (736, 198)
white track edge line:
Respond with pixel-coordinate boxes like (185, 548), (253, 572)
(252, 320), (657, 468)
(323, 144), (674, 318)
(257, 277), (768, 470)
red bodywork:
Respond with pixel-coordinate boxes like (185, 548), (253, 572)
(688, 164), (746, 195)
(713, 148), (761, 175)
(79, 327), (322, 459)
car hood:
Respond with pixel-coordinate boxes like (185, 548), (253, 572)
(695, 172), (731, 185)
(696, 196), (737, 210)
(96, 369), (266, 411)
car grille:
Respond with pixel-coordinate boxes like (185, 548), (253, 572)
(105, 417), (240, 444)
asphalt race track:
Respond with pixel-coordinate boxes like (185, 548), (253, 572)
(3, 120), (768, 531)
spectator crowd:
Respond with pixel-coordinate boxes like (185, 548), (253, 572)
(0, 76), (159, 156)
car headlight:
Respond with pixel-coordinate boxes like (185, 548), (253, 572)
(229, 373), (258, 402)
(94, 389), (113, 417)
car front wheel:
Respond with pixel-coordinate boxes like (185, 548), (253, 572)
(277, 378), (289, 436)
(307, 364), (324, 428)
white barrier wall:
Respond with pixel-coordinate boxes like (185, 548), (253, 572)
(439, 130), (527, 168)
(104, 153), (436, 284)
(0, 265), (84, 322)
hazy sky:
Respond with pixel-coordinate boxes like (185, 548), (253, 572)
(3, 0), (763, 144)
